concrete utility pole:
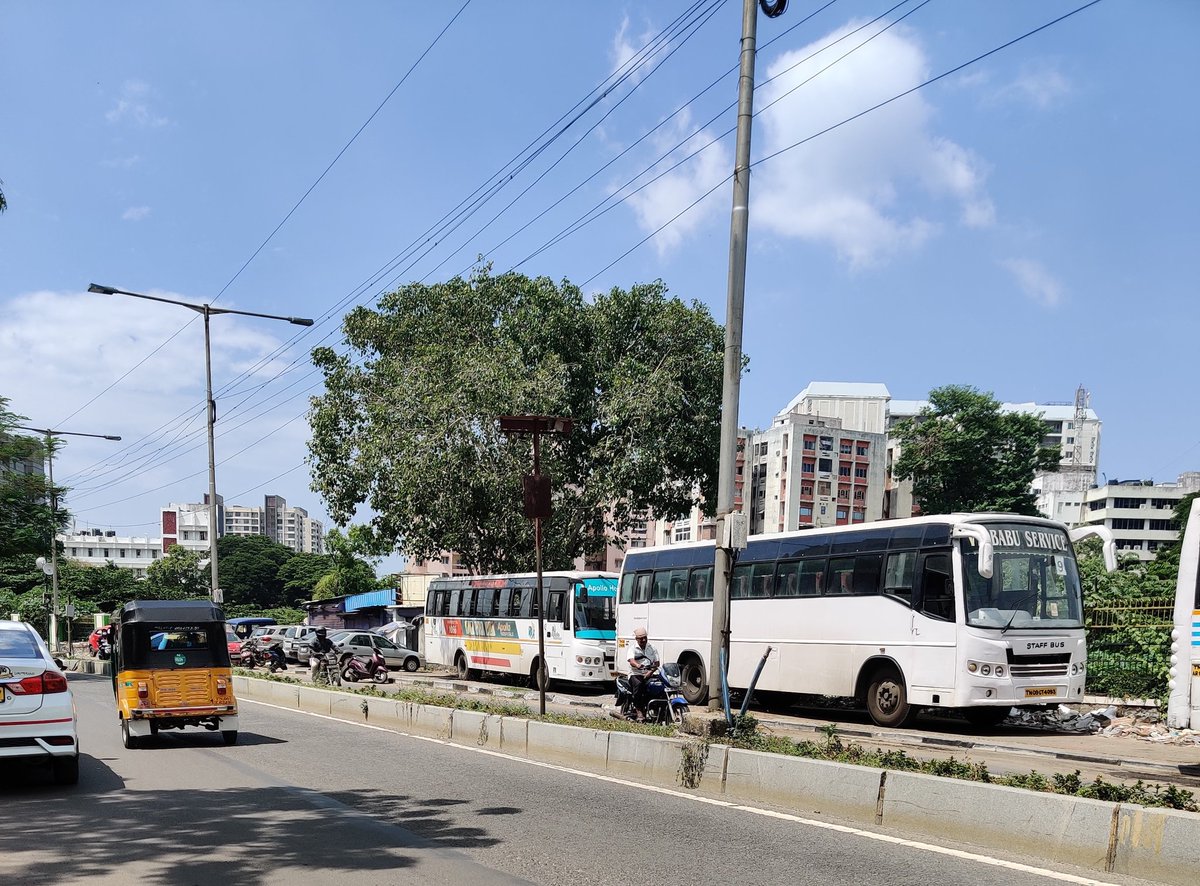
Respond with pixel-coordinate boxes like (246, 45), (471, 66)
(709, 0), (788, 710)
(14, 425), (121, 652)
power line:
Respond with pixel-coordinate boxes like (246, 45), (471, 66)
(53, 0), (474, 431)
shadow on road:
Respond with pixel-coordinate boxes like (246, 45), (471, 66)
(0, 781), (513, 884)
(0, 752), (125, 795)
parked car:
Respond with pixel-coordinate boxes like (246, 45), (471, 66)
(327, 630), (422, 672)
(0, 620), (79, 784)
(225, 626), (242, 657)
(227, 616), (277, 641)
(282, 625), (318, 662)
(249, 625), (292, 645)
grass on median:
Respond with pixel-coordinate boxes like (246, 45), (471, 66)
(234, 670), (1196, 811)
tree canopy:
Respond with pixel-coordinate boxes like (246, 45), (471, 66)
(1, 397), (69, 559)
(891, 385), (1061, 516)
(216, 533), (294, 608)
(308, 268), (728, 573)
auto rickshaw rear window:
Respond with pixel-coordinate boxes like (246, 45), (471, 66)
(128, 623), (226, 669)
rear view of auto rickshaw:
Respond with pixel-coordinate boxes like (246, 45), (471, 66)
(113, 600), (239, 748)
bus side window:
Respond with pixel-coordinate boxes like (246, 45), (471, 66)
(730, 564), (752, 598)
(516, 589), (530, 618)
(851, 553), (883, 595)
(774, 561), (801, 598)
(827, 558), (855, 595)
(798, 560), (824, 596)
(732, 563), (772, 598)
(634, 573), (652, 604)
(547, 591), (565, 623)
(476, 588), (497, 617)
(687, 566), (713, 600)
(498, 589), (512, 617)
(619, 573), (636, 604)
(448, 590), (461, 617)
(884, 551), (916, 604)
(652, 570), (672, 601)
(918, 553), (955, 621)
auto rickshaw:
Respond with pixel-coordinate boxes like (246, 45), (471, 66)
(113, 599), (239, 748)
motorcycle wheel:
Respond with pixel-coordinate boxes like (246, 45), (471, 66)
(671, 704), (687, 725)
(373, 670), (389, 683)
(342, 668), (357, 682)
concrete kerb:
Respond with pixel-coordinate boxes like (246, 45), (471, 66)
(232, 675), (1200, 884)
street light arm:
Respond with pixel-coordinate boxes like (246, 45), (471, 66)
(89, 283), (313, 326)
(13, 425), (121, 441)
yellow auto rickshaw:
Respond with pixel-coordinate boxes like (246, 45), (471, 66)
(113, 599), (239, 748)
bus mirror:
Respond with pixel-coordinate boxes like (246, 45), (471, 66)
(952, 525), (994, 579)
(1068, 525), (1118, 572)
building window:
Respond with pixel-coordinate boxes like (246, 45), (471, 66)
(103, 549), (110, 558)
(70, 548), (77, 556)
(1110, 518), (1144, 531)
(674, 524), (692, 542)
(87, 548), (94, 557)
(856, 444), (869, 456)
(852, 510), (865, 521)
(838, 464), (851, 477)
(801, 485), (813, 496)
(119, 549), (126, 558)
(818, 481), (831, 496)
(839, 442), (853, 454)
(853, 489), (865, 500)
(818, 458), (833, 473)
(819, 436), (833, 452)
(803, 439), (815, 451)
(836, 509), (848, 520)
(799, 506), (812, 517)
(855, 466), (867, 478)
(1148, 520), (1177, 531)
(802, 461), (815, 474)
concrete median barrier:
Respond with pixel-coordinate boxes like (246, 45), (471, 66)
(232, 675), (1200, 884)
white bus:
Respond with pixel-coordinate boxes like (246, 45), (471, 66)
(424, 571), (618, 686)
(616, 514), (1116, 727)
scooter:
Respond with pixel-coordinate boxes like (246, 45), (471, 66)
(341, 648), (391, 684)
(615, 662), (689, 725)
(238, 638), (279, 671)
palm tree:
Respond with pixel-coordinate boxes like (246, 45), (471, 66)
(0, 178), (7, 212)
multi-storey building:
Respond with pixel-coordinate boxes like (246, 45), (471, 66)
(163, 493), (325, 555)
(58, 529), (161, 578)
(161, 497), (219, 555)
(1071, 474), (1200, 561)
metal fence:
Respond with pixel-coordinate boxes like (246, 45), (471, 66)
(1084, 598), (1173, 700)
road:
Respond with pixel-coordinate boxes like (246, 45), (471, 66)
(0, 675), (1165, 886)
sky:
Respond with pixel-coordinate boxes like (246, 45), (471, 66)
(2, 1), (1197, 576)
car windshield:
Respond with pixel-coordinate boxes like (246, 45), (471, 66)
(961, 522), (1084, 630)
(0, 629), (41, 659)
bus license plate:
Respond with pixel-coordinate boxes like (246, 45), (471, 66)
(1024, 687), (1057, 698)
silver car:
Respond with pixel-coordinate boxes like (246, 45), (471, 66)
(328, 630), (421, 672)
(282, 625), (318, 662)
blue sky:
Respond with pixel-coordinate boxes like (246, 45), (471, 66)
(2, 1), (1197, 573)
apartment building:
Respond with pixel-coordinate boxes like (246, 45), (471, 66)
(58, 529), (161, 579)
(161, 497), (218, 555)
(163, 493), (325, 555)
(1072, 474), (1200, 561)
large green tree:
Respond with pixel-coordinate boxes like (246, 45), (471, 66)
(277, 552), (334, 603)
(310, 528), (379, 601)
(308, 268), (727, 573)
(891, 385), (1061, 516)
(144, 546), (209, 599)
(215, 534), (294, 608)
(1, 397), (69, 558)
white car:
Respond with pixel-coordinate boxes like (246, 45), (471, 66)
(0, 620), (79, 785)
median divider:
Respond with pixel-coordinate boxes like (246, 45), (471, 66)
(233, 675), (1199, 885)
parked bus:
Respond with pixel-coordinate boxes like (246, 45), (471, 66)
(424, 571), (618, 686)
(616, 514), (1116, 727)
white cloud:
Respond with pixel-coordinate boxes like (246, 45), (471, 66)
(102, 154), (142, 170)
(122, 206), (151, 222)
(0, 289), (317, 524)
(752, 21), (994, 268)
(1001, 64), (1072, 110)
(609, 15), (668, 85)
(621, 109), (731, 255)
(1001, 258), (1064, 307)
(105, 80), (169, 128)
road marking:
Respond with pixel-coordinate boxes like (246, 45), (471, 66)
(241, 698), (1120, 885)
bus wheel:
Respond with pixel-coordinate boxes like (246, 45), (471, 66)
(529, 660), (548, 691)
(866, 666), (916, 728)
(678, 656), (707, 706)
(455, 653), (470, 681)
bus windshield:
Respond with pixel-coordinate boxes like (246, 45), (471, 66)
(961, 522), (1083, 631)
(574, 579), (616, 636)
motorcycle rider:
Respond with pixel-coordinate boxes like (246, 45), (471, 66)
(626, 627), (660, 721)
(308, 627), (336, 680)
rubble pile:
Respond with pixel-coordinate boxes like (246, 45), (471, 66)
(1006, 704), (1200, 745)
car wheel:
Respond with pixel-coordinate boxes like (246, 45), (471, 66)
(404, 657), (420, 672)
(52, 754), (80, 785)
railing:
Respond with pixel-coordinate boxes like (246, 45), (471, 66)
(1084, 598), (1173, 700)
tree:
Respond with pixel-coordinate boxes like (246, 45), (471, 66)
(891, 385), (1061, 516)
(144, 546), (210, 599)
(310, 529), (379, 601)
(1, 397), (69, 559)
(0, 178), (6, 213)
(308, 268), (727, 572)
(215, 534), (294, 609)
(277, 552), (334, 603)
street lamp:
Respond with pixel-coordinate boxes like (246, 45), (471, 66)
(498, 415), (573, 715)
(15, 424), (121, 652)
(88, 283), (314, 604)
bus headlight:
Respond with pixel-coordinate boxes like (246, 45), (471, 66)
(968, 662), (978, 673)
(981, 664), (991, 676)
(994, 666), (1004, 678)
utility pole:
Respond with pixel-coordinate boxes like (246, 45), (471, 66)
(709, 0), (788, 711)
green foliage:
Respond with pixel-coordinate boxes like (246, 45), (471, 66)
(308, 267), (728, 573)
(145, 546), (210, 599)
(891, 385), (1061, 515)
(223, 605), (305, 624)
(0, 397), (70, 559)
(215, 534), (294, 608)
(277, 552), (334, 602)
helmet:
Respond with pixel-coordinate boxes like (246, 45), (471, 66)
(315, 627), (327, 636)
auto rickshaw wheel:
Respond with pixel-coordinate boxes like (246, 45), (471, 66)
(222, 730), (239, 746)
(121, 717), (141, 750)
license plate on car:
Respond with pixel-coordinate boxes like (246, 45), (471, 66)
(1024, 687), (1057, 698)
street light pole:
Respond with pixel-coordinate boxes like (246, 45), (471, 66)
(88, 283), (314, 604)
(15, 425), (121, 652)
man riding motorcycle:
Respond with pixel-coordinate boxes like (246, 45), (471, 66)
(308, 627), (336, 681)
(626, 627), (660, 722)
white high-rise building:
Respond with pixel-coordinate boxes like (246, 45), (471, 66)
(163, 493), (324, 555)
(58, 529), (161, 579)
(1070, 473), (1200, 561)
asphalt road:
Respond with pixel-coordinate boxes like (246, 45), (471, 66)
(0, 675), (1167, 886)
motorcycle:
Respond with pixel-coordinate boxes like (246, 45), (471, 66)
(310, 649), (342, 687)
(238, 638), (283, 672)
(340, 648), (391, 684)
(615, 662), (689, 725)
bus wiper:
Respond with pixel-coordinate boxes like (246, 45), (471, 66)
(1000, 592), (1040, 634)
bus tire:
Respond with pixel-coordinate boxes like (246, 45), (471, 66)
(865, 666), (916, 728)
(678, 656), (707, 706)
(455, 652), (470, 681)
(530, 660), (548, 691)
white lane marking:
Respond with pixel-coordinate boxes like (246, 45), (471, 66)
(241, 698), (1120, 885)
